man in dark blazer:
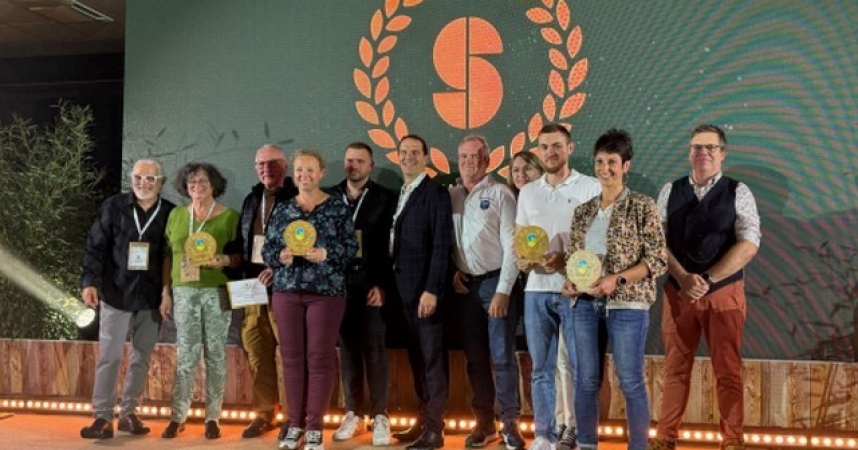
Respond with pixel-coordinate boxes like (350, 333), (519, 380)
(390, 134), (453, 450)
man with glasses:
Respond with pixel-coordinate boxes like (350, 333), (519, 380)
(233, 144), (297, 438)
(80, 159), (175, 439)
(515, 124), (600, 450)
(450, 135), (525, 450)
(649, 125), (760, 450)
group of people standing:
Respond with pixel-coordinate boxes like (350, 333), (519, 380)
(78, 122), (759, 450)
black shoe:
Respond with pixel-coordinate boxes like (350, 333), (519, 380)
(161, 421), (185, 438)
(277, 420), (292, 441)
(557, 426), (578, 450)
(117, 413), (150, 435)
(205, 420), (221, 439)
(501, 424), (526, 450)
(393, 422), (425, 442)
(242, 416), (274, 438)
(406, 430), (445, 450)
(80, 418), (113, 439)
(465, 423), (498, 447)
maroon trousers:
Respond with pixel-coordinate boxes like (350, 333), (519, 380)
(657, 280), (747, 446)
(273, 292), (347, 431)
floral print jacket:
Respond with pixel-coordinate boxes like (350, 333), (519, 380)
(567, 188), (667, 309)
(262, 195), (358, 297)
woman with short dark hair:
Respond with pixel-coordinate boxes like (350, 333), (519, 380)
(160, 162), (241, 440)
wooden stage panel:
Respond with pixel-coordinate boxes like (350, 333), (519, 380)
(0, 339), (855, 431)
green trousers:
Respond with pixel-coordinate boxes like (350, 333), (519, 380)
(170, 286), (231, 422)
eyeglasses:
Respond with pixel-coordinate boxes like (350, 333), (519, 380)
(255, 159), (285, 169)
(689, 144), (723, 153)
(187, 178), (210, 186)
(131, 174), (162, 183)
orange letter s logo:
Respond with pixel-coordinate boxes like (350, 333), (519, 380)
(432, 17), (503, 130)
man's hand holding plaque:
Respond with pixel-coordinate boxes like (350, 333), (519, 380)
(564, 249), (602, 296)
(514, 226), (549, 272)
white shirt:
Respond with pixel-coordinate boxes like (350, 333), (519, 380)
(393, 172), (427, 224)
(656, 172), (761, 247)
(516, 170), (601, 292)
(450, 176), (518, 295)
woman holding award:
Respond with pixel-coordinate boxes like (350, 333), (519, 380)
(160, 162), (241, 440)
(561, 129), (666, 450)
(262, 148), (357, 450)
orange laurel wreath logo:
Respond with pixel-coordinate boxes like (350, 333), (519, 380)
(353, 0), (588, 178)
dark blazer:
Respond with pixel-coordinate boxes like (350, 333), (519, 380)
(232, 178), (298, 279)
(325, 179), (397, 290)
(392, 176), (453, 303)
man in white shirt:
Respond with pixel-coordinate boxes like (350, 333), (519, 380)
(515, 124), (601, 450)
(450, 135), (525, 450)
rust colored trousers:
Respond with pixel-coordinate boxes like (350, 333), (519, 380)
(656, 280), (747, 446)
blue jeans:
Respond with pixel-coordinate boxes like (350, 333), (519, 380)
(573, 298), (650, 450)
(456, 273), (521, 426)
(524, 291), (576, 439)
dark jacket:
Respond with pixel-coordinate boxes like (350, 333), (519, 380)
(81, 193), (175, 311)
(233, 178), (298, 279)
(391, 176), (453, 303)
(325, 179), (397, 291)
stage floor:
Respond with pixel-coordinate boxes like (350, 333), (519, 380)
(0, 413), (724, 450)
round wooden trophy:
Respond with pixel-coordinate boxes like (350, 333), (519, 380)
(514, 225), (549, 263)
(184, 231), (217, 265)
(566, 249), (602, 293)
(284, 220), (317, 256)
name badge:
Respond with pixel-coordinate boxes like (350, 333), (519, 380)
(127, 242), (150, 271)
(180, 255), (200, 282)
(355, 229), (363, 258)
(251, 234), (265, 264)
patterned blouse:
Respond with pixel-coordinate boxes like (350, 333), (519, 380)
(262, 195), (357, 297)
(568, 188), (667, 309)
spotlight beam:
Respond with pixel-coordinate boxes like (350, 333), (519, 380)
(0, 242), (94, 327)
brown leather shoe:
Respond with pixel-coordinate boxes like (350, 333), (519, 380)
(647, 437), (676, 450)
(242, 416), (274, 438)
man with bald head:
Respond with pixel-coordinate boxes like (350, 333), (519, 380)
(234, 144), (298, 438)
(80, 159), (175, 439)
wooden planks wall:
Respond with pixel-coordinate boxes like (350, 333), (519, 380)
(0, 339), (855, 431)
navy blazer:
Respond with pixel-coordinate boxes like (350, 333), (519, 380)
(392, 175), (453, 303)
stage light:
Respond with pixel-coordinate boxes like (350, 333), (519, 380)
(0, 243), (95, 327)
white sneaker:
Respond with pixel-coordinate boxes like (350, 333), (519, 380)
(304, 430), (325, 450)
(372, 414), (391, 446)
(279, 426), (304, 450)
(529, 435), (557, 450)
(333, 411), (366, 441)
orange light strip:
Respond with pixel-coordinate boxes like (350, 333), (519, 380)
(1, 398), (855, 448)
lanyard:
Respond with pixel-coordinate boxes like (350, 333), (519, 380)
(188, 201), (216, 236)
(343, 188), (368, 223)
(260, 193), (272, 233)
(132, 197), (162, 241)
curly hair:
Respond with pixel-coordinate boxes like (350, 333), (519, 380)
(173, 162), (228, 198)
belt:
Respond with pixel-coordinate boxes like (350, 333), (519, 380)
(471, 269), (501, 283)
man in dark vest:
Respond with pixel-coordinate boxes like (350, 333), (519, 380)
(649, 125), (761, 450)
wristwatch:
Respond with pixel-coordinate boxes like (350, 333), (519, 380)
(617, 274), (628, 286)
(702, 273), (715, 286)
